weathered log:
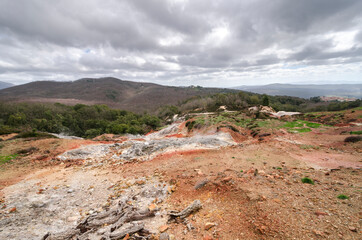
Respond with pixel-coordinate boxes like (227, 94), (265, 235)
(110, 209), (155, 232)
(42, 229), (80, 240)
(168, 200), (202, 220)
(77, 205), (131, 232)
(109, 223), (144, 240)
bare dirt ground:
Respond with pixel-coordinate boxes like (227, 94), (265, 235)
(0, 110), (361, 240)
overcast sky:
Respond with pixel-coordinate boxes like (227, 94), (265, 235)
(0, 0), (361, 87)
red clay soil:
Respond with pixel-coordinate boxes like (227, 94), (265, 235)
(165, 133), (185, 138)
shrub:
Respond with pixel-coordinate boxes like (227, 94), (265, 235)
(337, 194), (349, 200)
(301, 177), (314, 185)
(350, 131), (362, 135)
(85, 129), (102, 138)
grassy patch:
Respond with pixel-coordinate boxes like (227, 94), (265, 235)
(283, 121), (304, 128)
(337, 194), (349, 200)
(0, 154), (18, 165)
(301, 177), (314, 185)
(305, 122), (321, 128)
(350, 131), (362, 135)
(288, 128), (312, 133)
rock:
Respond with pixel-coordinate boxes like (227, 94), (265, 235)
(313, 230), (323, 236)
(195, 169), (204, 176)
(159, 225), (169, 233)
(167, 186), (176, 193)
(159, 232), (169, 240)
(30, 201), (46, 208)
(135, 180), (146, 185)
(148, 203), (158, 211)
(195, 179), (209, 190)
(204, 222), (216, 230)
(221, 176), (232, 183)
(348, 226), (357, 232)
(169, 234), (175, 240)
(67, 189), (74, 193)
(8, 207), (16, 213)
(315, 211), (328, 216)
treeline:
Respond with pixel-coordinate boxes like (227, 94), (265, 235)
(172, 91), (361, 113)
(0, 102), (161, 138)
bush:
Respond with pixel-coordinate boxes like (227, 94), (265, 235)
(301, 177), (314, 185)
(337, 194), (349, 200)
(185, 120), (196, 131)
(85, 129), (102, 138)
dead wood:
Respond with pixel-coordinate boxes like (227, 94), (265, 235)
(110, 209), (155, 232)
(42, 229), (80, 240)
(108, 223), (145, 240)
(168, 199), (202, 220)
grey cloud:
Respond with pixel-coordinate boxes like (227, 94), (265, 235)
(0, 0), (361, 87)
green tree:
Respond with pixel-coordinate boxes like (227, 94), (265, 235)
(262, 95), (270, 106)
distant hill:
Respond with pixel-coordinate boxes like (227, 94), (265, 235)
(0, 77), (236, 113)
(0, 81), (14, 90)
(233, 84), (362, 99)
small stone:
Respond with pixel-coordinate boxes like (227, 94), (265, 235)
(205, 222), (216, 230)
(159, 225), (169, 233)
(135, 180), (146, 185)
(167, 186), (174, 194)
(67, 189), (74, 193)
(148, 203), (157, 211)
(313, 230), (323, 236)
(195, 179), (209, 190)
(159, 232), (169, 240)
(348, 226), (357, 232)
(30, 201), (46, 208)
(221, 176), (232, 182)
(194, 169), (204, 176)
(272, 199), (281, 203)
(37, 189), (45, 194)
(169, 234), (175, 240)
(9, 207), (16, 213)
(315, 211), (328, 216)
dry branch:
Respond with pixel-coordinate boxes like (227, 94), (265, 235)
(168, 199), (202, 220)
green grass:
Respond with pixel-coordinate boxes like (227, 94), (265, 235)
(283, 121), (304, 128)
(337, 194), (349, 200)
(288, 128), (312, 133)
(305, 122), (321, 128)
(301, 177), (314, 185)
(350, 131), (362, 135)
(0, 154), (18, 165)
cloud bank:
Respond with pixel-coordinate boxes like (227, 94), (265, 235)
(0, 0), (361, 86)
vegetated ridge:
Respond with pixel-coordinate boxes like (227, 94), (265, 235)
(0, 77), (236, 113)
(0, 81), (14, 90)
(233, 83), (362, 99)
